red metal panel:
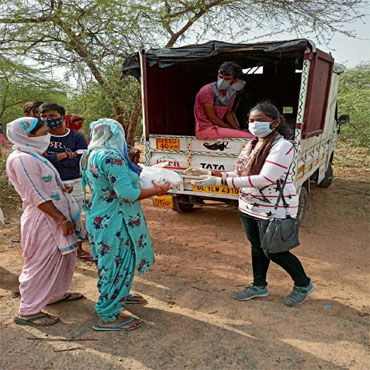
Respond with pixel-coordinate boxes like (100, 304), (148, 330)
(146, 65), (202, 136)
(302, 50), (334, 138)
(140, 53), (150, 136)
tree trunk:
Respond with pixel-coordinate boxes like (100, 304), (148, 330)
(113, 103), (124, 126)
(126, 91), (142, 146)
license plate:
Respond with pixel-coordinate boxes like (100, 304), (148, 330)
(152, 195), (174, 208)
(156, 138), (180, 151)
(192, 185), (240, 195)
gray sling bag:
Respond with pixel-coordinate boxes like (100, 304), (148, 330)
(261, 163), (300, 254)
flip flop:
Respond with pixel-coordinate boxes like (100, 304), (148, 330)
(14, 313), (60, 327)
(126, 293), (147, 305)
(78, 255), (94, 262)
(92, 316), (142, 331)
(48, 292), (84, 305)
(78, 252), (94, 262)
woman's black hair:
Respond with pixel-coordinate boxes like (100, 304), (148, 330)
(249, 101), (292, 139)
(29, 119), (46, 135)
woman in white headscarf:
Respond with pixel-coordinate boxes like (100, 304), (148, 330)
(6, 117), (84, 327)
(81, 118), (169, 331)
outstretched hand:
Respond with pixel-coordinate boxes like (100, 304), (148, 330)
(191, 176), (222, 187)
(184, 167), (211, 177)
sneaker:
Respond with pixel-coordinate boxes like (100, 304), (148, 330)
(284, 280), (315, 307)
(232, 284), (269, 301)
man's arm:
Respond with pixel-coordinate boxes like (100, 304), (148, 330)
(44, 152), (71, 164)
(202, 103), (233, 128)
(224, 104), (240, 130)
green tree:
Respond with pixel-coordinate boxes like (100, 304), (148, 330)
(0, 0), (366, 143)
(0, 56), (69, 123)
(338, 63), (370, 148)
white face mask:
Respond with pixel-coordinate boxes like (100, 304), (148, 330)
(248, 121), (274, 138)
(217, 78), (231, 90)
(29, 133), (51, 154)
(232, 79), (246, 91)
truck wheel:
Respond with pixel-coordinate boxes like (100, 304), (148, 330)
(172, 196), (194, 213)
(297, 186), (308, 223)
(317, 163), (333, 188)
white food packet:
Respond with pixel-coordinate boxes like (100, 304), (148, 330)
(138, 162), (182, 189)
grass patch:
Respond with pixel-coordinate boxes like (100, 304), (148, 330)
(333, 141), (369, 170)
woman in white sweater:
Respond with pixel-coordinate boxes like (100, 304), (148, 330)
(189, 102), (314, 306)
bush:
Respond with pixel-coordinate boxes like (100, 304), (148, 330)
(338, 63), (370, 148)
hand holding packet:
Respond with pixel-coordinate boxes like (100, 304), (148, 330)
(184, 167), (211, 176)
(138, 162), (182, 189)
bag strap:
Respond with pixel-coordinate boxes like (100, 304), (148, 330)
(273, 161), (293, 212)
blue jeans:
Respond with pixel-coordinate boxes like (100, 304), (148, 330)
(239, 212), (310, 287)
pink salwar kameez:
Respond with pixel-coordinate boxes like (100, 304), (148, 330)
(7, 149), (79, 315)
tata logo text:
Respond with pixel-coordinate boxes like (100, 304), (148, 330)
(200, 163), (225, 170)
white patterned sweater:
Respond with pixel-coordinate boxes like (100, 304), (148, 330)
(224, 137), (298, 219)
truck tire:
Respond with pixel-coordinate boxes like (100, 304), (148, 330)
(297, 186), (308, 223)
(172, 196), (194, 213)
(317, 163), (333, 188)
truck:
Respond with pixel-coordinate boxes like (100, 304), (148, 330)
(122, 39), (348, 220)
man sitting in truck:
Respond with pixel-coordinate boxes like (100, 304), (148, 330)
(194, 61), (252, 140)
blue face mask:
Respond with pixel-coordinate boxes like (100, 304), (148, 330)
(217, 78), (231, 90)
(248, 121), (274, 138)
(45, 117), (63, 129)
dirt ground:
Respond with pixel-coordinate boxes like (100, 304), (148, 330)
(0, 144), (369, 370)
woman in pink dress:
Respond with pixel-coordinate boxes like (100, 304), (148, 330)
(6, 117), (84, 327)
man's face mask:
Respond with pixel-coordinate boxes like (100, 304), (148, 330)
(45, 117), (63, 129)
(217, 78), (231, 90)
(232, 79), (246, 91)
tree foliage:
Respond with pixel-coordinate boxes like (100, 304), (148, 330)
(0, 56), (68, 122)
(0, 0), (366, 144)
(338, 63), (370, 148)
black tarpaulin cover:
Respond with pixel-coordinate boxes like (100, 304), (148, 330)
(121, 39), (315, 79)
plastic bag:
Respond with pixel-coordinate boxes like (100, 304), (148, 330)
(138, 162), (182, 189)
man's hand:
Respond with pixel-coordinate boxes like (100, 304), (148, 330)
(191, 176), (222, 187)
(184, 167), (211, 177)
(57, 151), (77, 161)
(66, 151), (78, 159)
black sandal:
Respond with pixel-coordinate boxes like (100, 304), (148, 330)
(14, 313), (60, 327)
(48, 292), (84, 305)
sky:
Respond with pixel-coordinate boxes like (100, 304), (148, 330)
(247, 13), (370, 68)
